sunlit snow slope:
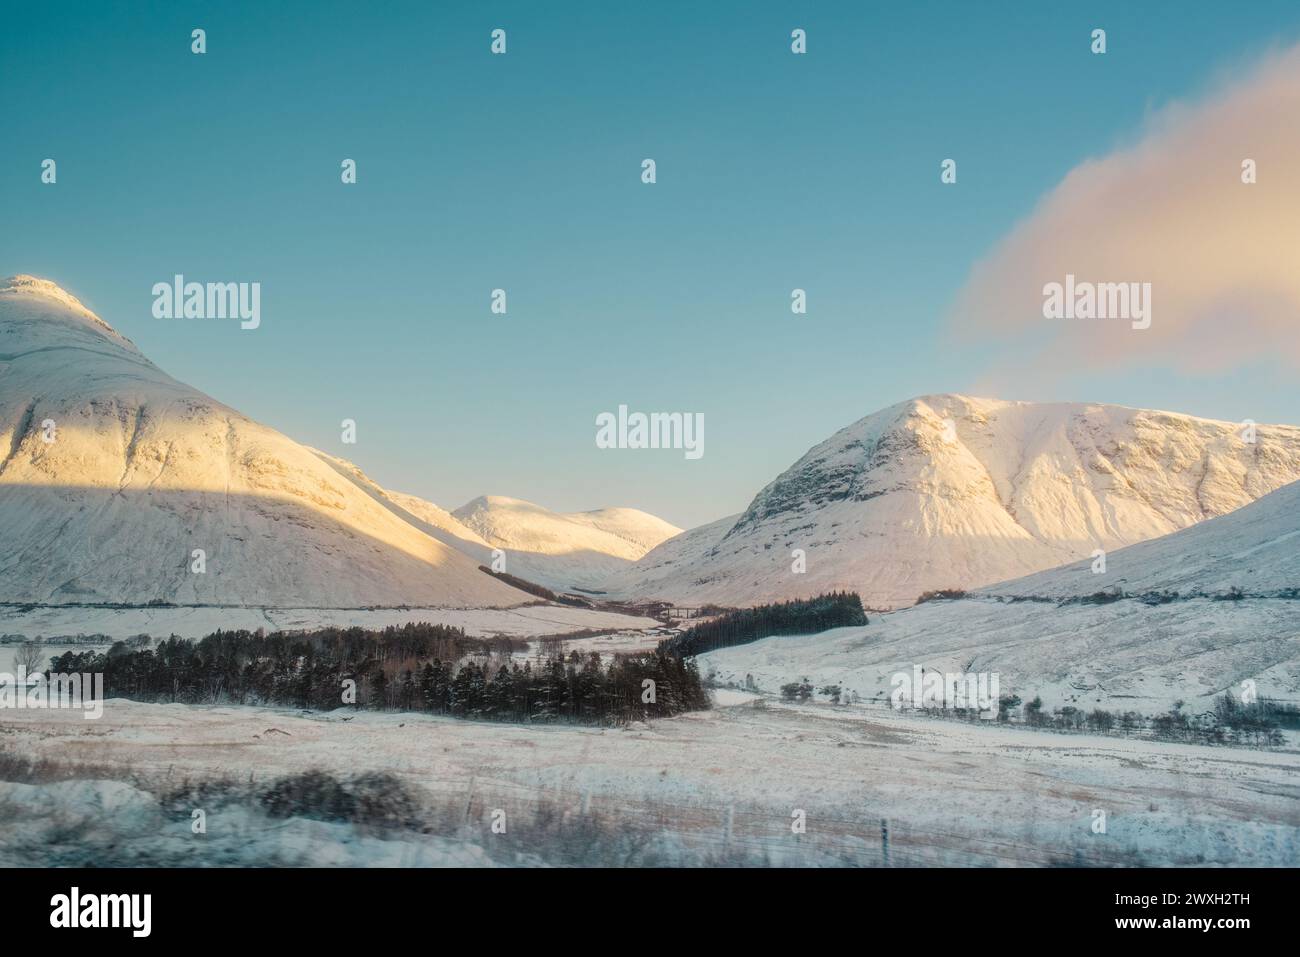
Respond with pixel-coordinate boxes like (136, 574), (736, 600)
(612, 395), (1300, 608)
(701, 480), (1300, 710)
(0, 276), (530, 608)
(450, 495), (681, 591)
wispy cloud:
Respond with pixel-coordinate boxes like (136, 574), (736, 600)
(949, 43), (1300, 383)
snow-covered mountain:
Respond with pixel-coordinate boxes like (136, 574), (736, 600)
(451, 495), (681, 591)
(608, 395), (1300, 608)
(980, 477), (1300, 601)
(6, 276), (1295, 622)
(0, 276), (533, 608)
(597, 513), (740, 600)
(701, 479), (1300, 710)
(298, 469), (683, 593)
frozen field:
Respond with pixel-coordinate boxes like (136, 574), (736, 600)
(0, 603), (658, 642)
(3, 692), (1297, 866)
(699, 598), (1300, 713)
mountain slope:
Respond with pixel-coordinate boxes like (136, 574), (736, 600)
(451, 495), (681, 591)
(0, 276), (529, 608)
(609, 394), (1300, 607)
(597, 513), (741, 600)
(310, 456), (688, 594)
(700, 480), (1300, 710)
(982, 477), (1300, 599)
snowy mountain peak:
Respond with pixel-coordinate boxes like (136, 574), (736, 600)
(452, 495), (681, 563)
(457, 494), (533, 514)
(3, 275), (95, 314)
(0, 275), (132, 346)
(0, 280), (530, 608)
(0, 276), (144, 366)
(610, 395), (1300, 608)
(0, 277), (684, 605)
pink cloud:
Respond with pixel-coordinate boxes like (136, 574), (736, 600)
(949, 43), (1300, 382)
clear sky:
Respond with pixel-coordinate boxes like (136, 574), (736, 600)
(4, 1), (1299, 528)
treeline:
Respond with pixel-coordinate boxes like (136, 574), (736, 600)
(995, 693), (1291, 747)
(915, 589), (967, 603)
(992, 586), (1300, 606)
(477, 566), (591, 607)
(660, 592), (867, 658)
(1213, 691), (1300, 733)
(878, 692), (1292, 747)
(47, 622), (708, 725)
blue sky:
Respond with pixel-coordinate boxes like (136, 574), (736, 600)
(4, 1), (1299, 528)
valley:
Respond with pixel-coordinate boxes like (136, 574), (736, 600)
(2, 690), (1295, 867)
(1, 274), (1297, 869)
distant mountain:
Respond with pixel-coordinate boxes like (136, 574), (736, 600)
(450, 495), (681, 592)
(607, 394), (1300, 607)
(303, 474), (684, 594)
(0, 276), (529, 608)
(700, 479), (1300, 710)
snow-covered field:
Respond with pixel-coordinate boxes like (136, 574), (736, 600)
(3, 693), (1296, 866)
(0, 777), (507, 867)
(700, 598), (1300, 713)
(0, 603), (658, 642)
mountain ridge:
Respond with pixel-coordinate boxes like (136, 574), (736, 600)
(0, 276), (683, 607)
(0, 278), (519, 607)
(450, 493), (682, 591)
(606, 394), (1300, 607)
(699, 477), (1300, 709)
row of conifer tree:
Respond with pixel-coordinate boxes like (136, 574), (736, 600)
(660, 591), (867, 658)
(47, 622), (708, 725)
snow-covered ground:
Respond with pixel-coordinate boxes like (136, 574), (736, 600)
(0, 603), (658, 642)
(0, 778), (507, 867)
(2, 694), (1296, 866)
(700, 598), (1300, 713)
(522, 627), (669, 658)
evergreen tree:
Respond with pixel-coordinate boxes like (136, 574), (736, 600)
(370, 665), (388, 709)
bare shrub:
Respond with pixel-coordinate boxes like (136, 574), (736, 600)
(14, 642), (45, 674)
